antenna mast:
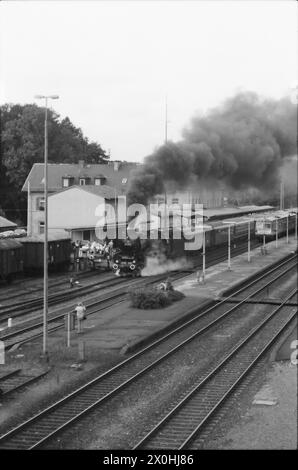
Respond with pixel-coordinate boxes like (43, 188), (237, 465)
(165, 95), (168, 144)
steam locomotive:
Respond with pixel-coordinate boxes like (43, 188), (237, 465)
(112, 238), (145, 277)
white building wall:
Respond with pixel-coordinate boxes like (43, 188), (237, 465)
(27, 192), (46, 236)
(48, 187), (116, 242)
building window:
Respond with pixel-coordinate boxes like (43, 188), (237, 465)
(94, 178), (101, 186)
(79, 178), (85, 186)
(157, 197), (165, 204)
(39, 222), (45, 234)
(172, 198), (179, 204)
(62, 178), (69, 187)
(36, 197), (45, 211)
(83, 230), (90, 241)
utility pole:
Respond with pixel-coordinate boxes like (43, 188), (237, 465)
(164, 95), (168, 231)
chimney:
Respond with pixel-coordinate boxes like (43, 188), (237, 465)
(78, 160), (85, 168)
(113, 161), (120, 171)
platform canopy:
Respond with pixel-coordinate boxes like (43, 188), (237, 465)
(0, 239), (22, 250)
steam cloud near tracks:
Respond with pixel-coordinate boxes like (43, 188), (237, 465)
(127, 92), (297, 205)
(141, 256), (192, 277)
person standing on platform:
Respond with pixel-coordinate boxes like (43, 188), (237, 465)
(75, 302), (86, 333)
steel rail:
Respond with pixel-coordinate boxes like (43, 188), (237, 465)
(134, 289), (297, 449)
(1, 254), (296, 349)
(0, 275), (128, 314)
(0, 236), (264, 312)
(0, 255), (296, 448)
(0, 270), (102, 303)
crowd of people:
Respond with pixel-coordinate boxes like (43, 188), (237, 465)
(71, 239), (114, 261)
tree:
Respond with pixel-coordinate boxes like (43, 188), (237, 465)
(0, 103), (109, 223)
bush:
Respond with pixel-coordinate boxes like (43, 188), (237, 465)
(129, 286), (184, 309)
(168, 289), (185, 302)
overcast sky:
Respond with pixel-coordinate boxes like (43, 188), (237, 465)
(1, 1), (297, 163)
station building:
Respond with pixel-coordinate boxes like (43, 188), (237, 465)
(22, 160), (138, 237)
(47, 184), (118, 242)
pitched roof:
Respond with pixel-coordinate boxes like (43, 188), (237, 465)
(0, 216), (17, 229)
(20, 232), (71, 242)
(22, 161), (139, 194)
(48, 184), (118, 200)
(203, 205), (274, 220)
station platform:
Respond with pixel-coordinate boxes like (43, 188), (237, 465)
(51, 234), (297, 356)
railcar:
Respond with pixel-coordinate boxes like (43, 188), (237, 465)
(255, 211), (296, 240)
(0, 239), (24, 282)
(205, 217), (256, 248)
(20, 236), (71, 272)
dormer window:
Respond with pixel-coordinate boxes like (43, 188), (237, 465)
(79, 178), (85, 186)
(62, 176), (74, 187)
(94, 176), (106, 186)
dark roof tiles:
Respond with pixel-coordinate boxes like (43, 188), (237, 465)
(48, 184), (118, 200)
(22, 161), (138, 193)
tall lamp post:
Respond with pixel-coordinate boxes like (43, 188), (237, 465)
(34, 94), (59, 356)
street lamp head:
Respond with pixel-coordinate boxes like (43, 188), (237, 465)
(34, 94), (59, 100)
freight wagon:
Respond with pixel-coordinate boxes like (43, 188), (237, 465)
(19, 235), (72, 272)
(0, 239), (24, 282)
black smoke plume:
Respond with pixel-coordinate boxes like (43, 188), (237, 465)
(127, 92), (297, 205)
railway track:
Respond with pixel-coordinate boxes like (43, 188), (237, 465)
(0, 269), (98, 300)
(0, 274), (129, 318)
(0, 237), (262, 310)
(0, 254), (296, 449)
(0, 370), (49, 400)
(1, 249), (295, 350)
(0, 268), (194, 349)
(134, 290), (297, 449)
(0, 238), (266, 346)
(0, 237), (262, 321)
